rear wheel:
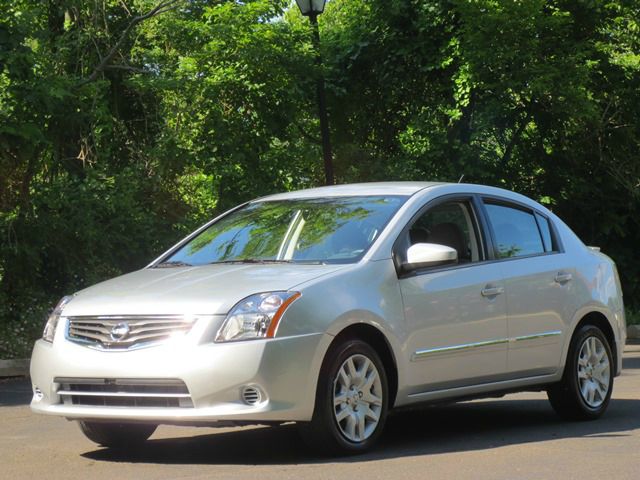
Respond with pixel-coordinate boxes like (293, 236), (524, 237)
(79, 421), (157, 448)
(300, 338), (388, 455)
(547, 325), (614, 420)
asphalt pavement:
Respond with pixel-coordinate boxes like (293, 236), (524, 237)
(2, 344), (639, 480)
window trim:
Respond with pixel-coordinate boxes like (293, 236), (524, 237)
(479, 195), (564, 263)
(392, 194), (490, 278)
(534, 211), (556, 253)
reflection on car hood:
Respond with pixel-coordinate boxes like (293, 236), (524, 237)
(63, 264), (347, 316)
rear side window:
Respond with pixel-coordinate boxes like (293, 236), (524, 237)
(484, 203), (544, 258)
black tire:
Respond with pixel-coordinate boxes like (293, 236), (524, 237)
(299, 338), (389, 455)
(547, 325), (614, 420)
(78, 421), (157, 448)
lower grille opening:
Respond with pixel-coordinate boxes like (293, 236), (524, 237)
(55, 378), (193, 408)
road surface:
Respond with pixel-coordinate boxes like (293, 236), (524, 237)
(2, 343), (639, 479)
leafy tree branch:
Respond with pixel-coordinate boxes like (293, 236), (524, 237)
(76, 0), (183, 87)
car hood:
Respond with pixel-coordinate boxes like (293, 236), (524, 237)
(63, 263), (347, 316)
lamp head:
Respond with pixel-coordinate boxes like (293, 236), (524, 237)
(295, 0), (327, 17)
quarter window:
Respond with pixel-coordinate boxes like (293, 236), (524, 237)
(484, 203), (545, 258)
(535, 212), (555, 252)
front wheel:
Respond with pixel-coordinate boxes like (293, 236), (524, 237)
(300, 338), (388, 455)
(79, 421), (157, 448)
(547, 325), (614, 420)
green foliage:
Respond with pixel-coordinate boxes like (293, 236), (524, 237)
(1, 0), (639, 357)
(627, 309), (640, 326)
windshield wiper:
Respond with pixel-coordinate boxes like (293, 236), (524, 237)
(154, 260), (193, 268)
(208, 259), (325, 265)
(208, 259), (293, 265)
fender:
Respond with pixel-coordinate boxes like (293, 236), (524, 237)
(324, 310), (407, 405)
(560, 303), (622, 376)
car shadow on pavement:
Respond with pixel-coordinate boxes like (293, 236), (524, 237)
(622, 354), (640, 370)
(81, 397), (640, 465)
(0, 377), (32, 407)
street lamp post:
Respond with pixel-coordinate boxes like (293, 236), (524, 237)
(295, 0), (334, 186)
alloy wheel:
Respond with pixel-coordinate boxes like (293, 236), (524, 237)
(333, 353), (383, 443)
(577, 336), (610, 408)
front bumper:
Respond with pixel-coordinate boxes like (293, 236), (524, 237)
(30, 330), (331, 424)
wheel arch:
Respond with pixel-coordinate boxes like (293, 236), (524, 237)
(322, 323), (399, 409)
(566, 309), (619, 376)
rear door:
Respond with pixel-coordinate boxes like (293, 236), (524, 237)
(481, 199), (571, 377)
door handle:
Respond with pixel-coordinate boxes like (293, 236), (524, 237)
(555, 272), (572, 284)
(481, 285), (504, 297)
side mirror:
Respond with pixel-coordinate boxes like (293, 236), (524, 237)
(403, 243), (458, 272)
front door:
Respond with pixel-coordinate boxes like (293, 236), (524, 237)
(398, 199), (508, 394)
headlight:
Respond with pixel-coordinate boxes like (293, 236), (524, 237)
(216, 291), (301, 342)
(43, 296), (73, 343)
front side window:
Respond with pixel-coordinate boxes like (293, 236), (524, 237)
(163, 196), (406, 265)
(408, 201), (482, 263)
(484, 203), (545, 258)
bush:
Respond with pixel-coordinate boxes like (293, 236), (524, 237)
(626, 308), (640, 326)
(0, 291), (52, 359)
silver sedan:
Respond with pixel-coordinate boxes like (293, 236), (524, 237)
(30, 182), (626, 454)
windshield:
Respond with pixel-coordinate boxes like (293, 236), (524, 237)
(162, 196), (406, 266)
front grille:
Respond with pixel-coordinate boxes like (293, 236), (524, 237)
(55, 378), (193, 408)
(66, 315), (196, 350)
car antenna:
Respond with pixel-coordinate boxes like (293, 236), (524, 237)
(458, 174), (465, 183)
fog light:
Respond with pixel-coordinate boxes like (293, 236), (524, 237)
(33, 387), (43, 402)
(241, 386), (263, 405)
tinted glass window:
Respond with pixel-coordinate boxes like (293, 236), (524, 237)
(535, 212), (554, 252)
(484, 203), (544, 258)
(409, 201), (481, 262)
(164, 196), (405, 265)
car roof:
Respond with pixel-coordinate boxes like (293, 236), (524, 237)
(256, 182), (445, 201)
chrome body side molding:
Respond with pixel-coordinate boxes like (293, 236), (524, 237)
(412, 338), (509, 361)
(412, 330), (562, 361)
(510, 330), (562, 342)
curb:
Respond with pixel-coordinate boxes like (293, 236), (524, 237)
(628, 324), (640, 340)
(0, 359), (29, 377)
